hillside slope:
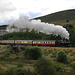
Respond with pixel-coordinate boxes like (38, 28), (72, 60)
(34, 9), (75, 25)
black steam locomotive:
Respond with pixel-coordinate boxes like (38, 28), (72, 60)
(0, 40), (72, 47)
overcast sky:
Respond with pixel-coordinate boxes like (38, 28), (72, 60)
(0, 0), (75, 24)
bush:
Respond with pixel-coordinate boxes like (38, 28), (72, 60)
(3, 68), (36, 75)
(53, 64), (63, 72)
(70, 62), (75, 75)
(70, 61), (75, 69)
(0, 56), (4, 61)
(51, 50), (57, 58)
(70, 69), (75, 75)
(34, 57), (56, 75)
(24, 46), (42, 60)
(56, 51), (68, 64)
(3, 68), (14, 75)
(17, 64), (23, 68)
(0, 72), (3, 75)
(4, 52), (10, 57)
(14, 56), (20, 60)
(0, 65), (7, 72)
(15, 68), (35, 75)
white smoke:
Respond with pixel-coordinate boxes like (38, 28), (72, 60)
(7, 16), (69, 39)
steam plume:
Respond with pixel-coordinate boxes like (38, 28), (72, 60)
(7, 16), (69, 39)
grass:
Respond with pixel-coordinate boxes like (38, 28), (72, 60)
(40, 47), (75, 60)
(0, 45), (75, 63)
(0, 46), (75, 62)
(0, 45), (9, 53)
(35, 9), (75, 27)
(0, 65), (7, 72)
(50, 20), (75, 26)
(0, 45), (75, 75)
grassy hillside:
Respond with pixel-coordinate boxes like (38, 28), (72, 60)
(0, 45), (75, 75)
(34, 9), (75, 26)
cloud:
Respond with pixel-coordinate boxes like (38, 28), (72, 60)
(0, 0), (75, 24)
(0, 0), (17, 23)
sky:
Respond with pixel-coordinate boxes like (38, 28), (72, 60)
(0, 0), (75, 25)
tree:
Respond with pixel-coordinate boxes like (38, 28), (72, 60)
(24, 46), (42, 60)
(56, 51), (68, 64)
(34, 57), (56, 75)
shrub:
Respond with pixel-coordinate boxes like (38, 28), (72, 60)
(3, 68), (14, 75)
(0, 65), (7, 72)
(24, 46), (42, 60)
(14, 56), (20, 60)
(56, 51), (68, 64)
(70, 62), (75, 75)
(51, 50), (57, 58)
(34, 57), (56, 75)
(0, 72), (3, 75)
(3, 68), (36, 75)
(15, 68), (35, 75)
(17, 64), (23, 68)
(4, 52), (10, 57)
(70, 69), (75, 75)
(70, 61), (75, 69)
(73, 58), (75, 61)
(0, 56), (4, 61)
(48, 49), (53, 54)
(43, 50), (48, 56)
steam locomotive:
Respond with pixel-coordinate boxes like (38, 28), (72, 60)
(0, 40), (72, 47)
